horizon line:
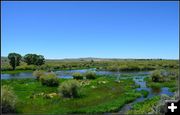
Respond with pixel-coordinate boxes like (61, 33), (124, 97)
(2, 56), (178, 60)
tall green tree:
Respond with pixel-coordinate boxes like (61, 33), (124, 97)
(8, 53), (22, 70)
(24, 54), (45, 66)
(36, 55), (45, 66)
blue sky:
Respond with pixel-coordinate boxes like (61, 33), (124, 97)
(2, 1), (179, 59)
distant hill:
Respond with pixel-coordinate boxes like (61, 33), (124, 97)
(1, 56), (176, 62)
(45, 57), (132, 62)
(1, 56), (9, 64)
(1, 56), (8, 61)
(45, 57), (169, 62)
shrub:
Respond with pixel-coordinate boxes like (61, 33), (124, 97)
(1, 65), (13, 71)
(169, 75), (177, 80)
(58, 80), (80, 98)
(16, 65), (37, 70)
(33, 70), (45, 80)
(107, 66), (119, 71)
(1, 85), (17, 113)
(139, 90), (149, 98)
(119, 65), (128, 71)
(148, 83), (161, 88)
(40, 72), (59, 87)
(39, 64), (50, 70)
(72, 72), (83, 80)
(151, 70), (164, 82)
(84, 71), (96, 79)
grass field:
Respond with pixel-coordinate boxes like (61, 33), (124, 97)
(1, 59), (179, 73)
(2, 76), (144, 114)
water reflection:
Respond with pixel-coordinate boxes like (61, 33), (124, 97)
(1, 68), (150, 79)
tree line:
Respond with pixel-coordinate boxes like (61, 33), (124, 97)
(7, 53), (45, 70)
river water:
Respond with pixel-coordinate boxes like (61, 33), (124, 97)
(1, 68), (150, 79)
(118, 75), (174, 114)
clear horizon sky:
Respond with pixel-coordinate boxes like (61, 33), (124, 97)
(2, 1), (179, 59)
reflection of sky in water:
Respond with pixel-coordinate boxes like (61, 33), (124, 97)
(56, 70), (150, 78)
(1, 72), (33, 79)
(1, 68), (151, 79)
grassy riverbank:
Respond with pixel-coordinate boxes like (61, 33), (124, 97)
(127, 96), (160, 114)
(144, 72), (178, 92)
(1, 70), (33, 74)
(1, 76), (143, 114)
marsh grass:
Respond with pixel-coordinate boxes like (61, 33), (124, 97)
(2, 76), (142, 114)
(127, 96), (160, 114)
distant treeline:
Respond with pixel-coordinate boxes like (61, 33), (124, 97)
(1, 54), (179, 72)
